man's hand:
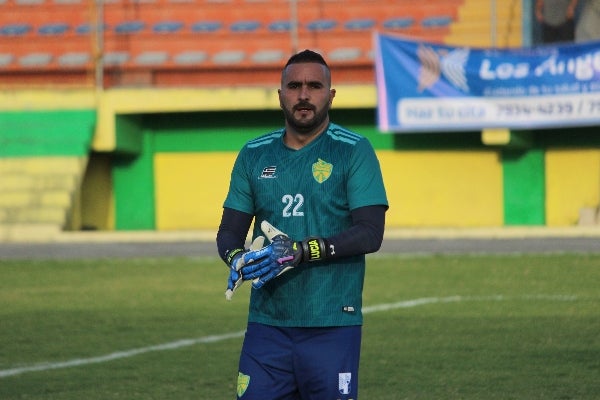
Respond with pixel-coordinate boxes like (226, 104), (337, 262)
(251, 221), (328, 289)
(225, 236), (271, 300)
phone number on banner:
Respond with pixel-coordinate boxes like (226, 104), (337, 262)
(397, 93), (600, 131)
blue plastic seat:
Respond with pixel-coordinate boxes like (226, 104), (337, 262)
(115, 21), (145, 34)
(75, 23), (107, 34)
(0, 23), (32, 36)
(344, 18), (375, 31)
(38, 23), (70, 35)
(268, 20), (292, 32)
(230, 20), (261, 32)
(382, 17), (414, 30)
(421, 16), (453, 28)
(152, 21), (184, 33)
(306, 19), (337, 31)
(191, 21), (223, 33)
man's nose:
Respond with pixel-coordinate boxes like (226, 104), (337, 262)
(298, 85), (310, 100)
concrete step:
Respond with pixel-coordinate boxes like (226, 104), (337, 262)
(0, 156), (88, 232)
(0, 223), (62, 243)
(0, 207), (67, 224)
(0, 156), (86, 175)
(1, 174), (77, 191)
(0, 190), (72, 208)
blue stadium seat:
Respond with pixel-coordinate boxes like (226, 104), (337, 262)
(152, 21), (184, 33)
(0, 23), (32, 36)
(306, 19), (337, 31)
(75, 23), (108, 34)
(230, 20), (261, 32)
(115, 21), (145, 34)
(268, 21), (292, 32)
(421, 16), (453, 28)
(344, 18), (376, 31)
(38, 23), (70, 35)
(191, 21), (223, 33)
(382, 17), (415, 30)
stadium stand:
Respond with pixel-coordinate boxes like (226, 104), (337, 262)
(0, 0), (522, 87)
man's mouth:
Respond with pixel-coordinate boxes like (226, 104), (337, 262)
(294, 103), (314, 112)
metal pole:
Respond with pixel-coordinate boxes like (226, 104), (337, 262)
(490, 0), (497, 47)
(290, 0), (299, 54)
(94, 0), (104, 90)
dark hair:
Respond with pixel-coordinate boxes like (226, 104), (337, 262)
(284, 49), (329, 69)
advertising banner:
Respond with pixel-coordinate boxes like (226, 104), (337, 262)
(375, 33), (600, 132)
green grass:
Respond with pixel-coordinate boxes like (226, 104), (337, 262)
(1, 254), (599, 399)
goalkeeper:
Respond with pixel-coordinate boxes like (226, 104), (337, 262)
(216, 49), (388, 400)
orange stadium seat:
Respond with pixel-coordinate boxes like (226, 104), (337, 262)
(0, 0), (465, 86)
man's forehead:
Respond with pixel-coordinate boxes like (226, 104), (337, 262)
(282, 63), (329, 84)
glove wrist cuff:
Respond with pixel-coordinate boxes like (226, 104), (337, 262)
(300, 237), (327, 262)
(225, 248), (245, 268)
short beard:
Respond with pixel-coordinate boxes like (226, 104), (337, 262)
(282, 103), (330, 134)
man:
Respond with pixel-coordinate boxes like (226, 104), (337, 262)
(576, 0), (600, 42)
(216, 49), (388, 399)
(536, 0), (579, 43)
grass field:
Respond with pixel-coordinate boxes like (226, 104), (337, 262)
(1, 253), (599, 399)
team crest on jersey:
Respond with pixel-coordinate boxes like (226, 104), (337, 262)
(312, 158), (332, 183)
(237, 372), (250, 397)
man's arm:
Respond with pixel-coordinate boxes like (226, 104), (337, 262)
(325, 204), (387, 258)
(216, 207), (254, 262)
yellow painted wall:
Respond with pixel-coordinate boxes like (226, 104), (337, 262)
(378, 150), (503, 227)
(154, 152), (236, 230)
(545, 149), (600, 226)
(153, 150), (504, 230)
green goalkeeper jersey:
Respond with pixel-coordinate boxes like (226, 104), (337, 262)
(223, 122), (388, 327)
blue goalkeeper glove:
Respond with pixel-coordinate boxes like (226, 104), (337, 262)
(251, 220), (328, 289)
(224, 236), (273, 300)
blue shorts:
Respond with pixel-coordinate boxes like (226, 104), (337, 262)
(236, 322), (362, 400)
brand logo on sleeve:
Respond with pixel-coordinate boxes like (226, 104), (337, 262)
(260, 166), (277, 179)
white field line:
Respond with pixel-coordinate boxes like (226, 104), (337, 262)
(0, 294), (577, 379)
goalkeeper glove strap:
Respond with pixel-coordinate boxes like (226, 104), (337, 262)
(298, 237), (328, 262)
(225, 248), (245, 268)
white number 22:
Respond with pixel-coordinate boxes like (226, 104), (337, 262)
(282, 194), (304, 217)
